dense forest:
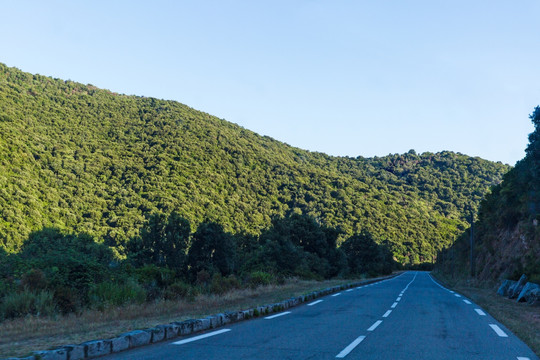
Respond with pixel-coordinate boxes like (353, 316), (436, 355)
(436, 107), (540, 283)
(0, 63), (509, 264)
(0, 63), (513, 319)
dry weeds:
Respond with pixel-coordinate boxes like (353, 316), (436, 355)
(0, 278), (360, 358)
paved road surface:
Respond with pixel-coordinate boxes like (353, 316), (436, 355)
(101, 272), (538, 359)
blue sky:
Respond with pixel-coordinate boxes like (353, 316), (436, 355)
(2, 1), (539, 165)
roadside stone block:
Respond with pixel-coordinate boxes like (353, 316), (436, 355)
(158, 324), (179, 339)
(63, 344), (85, 360)
(205, 315), (220, 328)
(224, 311), (238, 324)
(148, 327), (165, 343)
(178, 320), (195, 335)
(84, 339), (112, 358)
(111, 335), (130, 353)
(121, 330), (151, 348)
(198, 318), (211, 331)
(497, 279), (517, 296)
(508, 274), (528, 299)
(242, 309), (253, 319)
(192, 319), (204, 332)
(517, 282), (540, 303)
(32, 348), (67, 360)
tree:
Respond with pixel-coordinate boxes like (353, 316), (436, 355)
(341, 230), (393, 276)
(187, 221), (236, 278)
(128, 212), (191, 274)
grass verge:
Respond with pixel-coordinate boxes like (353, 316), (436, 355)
(432, 271), (540, 356)
(1, 276), (379, 358)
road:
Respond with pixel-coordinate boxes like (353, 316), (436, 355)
(101, 272), (538, 359)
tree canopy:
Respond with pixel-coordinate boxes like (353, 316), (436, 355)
(0, 63), (509, 263)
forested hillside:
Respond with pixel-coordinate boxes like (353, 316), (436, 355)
(0, 63), (509, 264)
(437, 107), (540, 282)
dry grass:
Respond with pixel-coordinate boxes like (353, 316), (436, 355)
(432, 272), (540, 356)
(0, 277), (366, 358)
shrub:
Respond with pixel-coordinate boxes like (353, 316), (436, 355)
(209, 273), (241, 294)
(21, 268), (48, 291)
(54, 285), (80, 314)
(246, 271), (274, 288)
(90, 280), (146, 307)
(164, 281), (195, 301)
(0, 289), (55, 320)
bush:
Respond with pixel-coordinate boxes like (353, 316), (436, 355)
(0, 289), (55, 320)
(209, 273), (240, 294)
(21, 268), (48, 291)
(246, 271), (274, 288)
(164, 281), (195, 301)
(90, 280), (146, 308)
(54, 285), (80, 314)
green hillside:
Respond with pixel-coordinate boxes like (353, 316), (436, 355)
(436, 107), (540, 282)
(0, 63), (509, 264)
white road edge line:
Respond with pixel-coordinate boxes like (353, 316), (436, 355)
(489, 324), (508, 337)
(264, 311), (291, 320)
(173, 329), (231, 345)
(391, 302), (398, 308)
(383, 310), (392, 318)
(367, 320), (382, 331)
(336, 335), (366, 358)
(463, 300), (472, 304)
(474, 309), (486, 316)
(332, 293), (342, 297)
(308, 300), (323, 306)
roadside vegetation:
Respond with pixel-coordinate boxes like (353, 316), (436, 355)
(0, 212), (395, 323)
(0, 277), (378, 358)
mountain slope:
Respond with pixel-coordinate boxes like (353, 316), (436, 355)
(0, 63), (509, 263)
(436, 107), (540, 281)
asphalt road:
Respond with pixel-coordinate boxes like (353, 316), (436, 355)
(101, 272), (538, 359)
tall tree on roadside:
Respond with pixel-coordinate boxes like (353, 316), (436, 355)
(128, 212), (191, 274)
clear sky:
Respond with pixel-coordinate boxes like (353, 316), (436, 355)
(2, 1), (539, 165)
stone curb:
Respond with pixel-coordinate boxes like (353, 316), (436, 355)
(4, 274), (399, 360)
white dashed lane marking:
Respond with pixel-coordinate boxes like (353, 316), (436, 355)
(332, 293), (342, 297)
(463, 300), (472, 305)
(173, 329), (231, 345)
(367, 320), (382, 331)
(336, 335), (366, 358)
(474, 309), (486, 316)
(489, 324), (508, 337)
(307, 300), (323, 306)
(391, 302), (398, 308)
(264, 311), (291, 320)
(382, 310), (392, 318)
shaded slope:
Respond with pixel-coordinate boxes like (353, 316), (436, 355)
(437, 107), (540, 281)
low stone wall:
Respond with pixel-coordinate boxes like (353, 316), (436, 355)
(497, 274), (540, 305)
(4, 274), (399, 360)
